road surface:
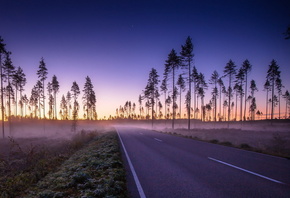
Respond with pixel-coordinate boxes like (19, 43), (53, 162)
(117, 126), (290, 198)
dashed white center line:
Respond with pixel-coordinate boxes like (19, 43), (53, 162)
(154, 138), (163, 142)
(208, 157), (285, 184)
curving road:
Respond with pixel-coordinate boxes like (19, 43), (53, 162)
(117, 126), (290, 198)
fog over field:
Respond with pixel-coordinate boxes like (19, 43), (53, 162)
(0, 119), (289, 158)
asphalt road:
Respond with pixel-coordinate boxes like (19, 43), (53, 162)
(116, 126), (290, 198)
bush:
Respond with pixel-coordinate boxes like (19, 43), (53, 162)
(220, 141), (233, 146)
(240, 143), (252, 150)
(210, 139), (219, 144)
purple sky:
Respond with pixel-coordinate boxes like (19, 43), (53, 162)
(1, 0), (290, 119)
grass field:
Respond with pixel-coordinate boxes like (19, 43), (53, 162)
(0, 120), (127, 197)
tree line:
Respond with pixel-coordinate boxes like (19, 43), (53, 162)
(114, 36), (290, 129)
(0, 36), (97, 138)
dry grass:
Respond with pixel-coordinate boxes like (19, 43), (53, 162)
(24, 131), (127, 198)
(0, 130), (100, 197)
(162, 129), (290, 158)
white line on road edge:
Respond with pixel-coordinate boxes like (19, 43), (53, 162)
(116, 129), (147, 198)
(154, 138), (163, 142)
(208, 157), (285, 184)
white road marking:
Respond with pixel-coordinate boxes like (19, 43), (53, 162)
(117, 129), (147, 198)
(208, 157), (285, 184)
(154, 138), (163, 142)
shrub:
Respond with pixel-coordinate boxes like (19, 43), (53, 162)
(210, 139), (219, 144)
(220, 141), (233, 146)
(240, 143), (252, 150)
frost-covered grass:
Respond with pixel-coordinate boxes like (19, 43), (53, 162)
(161, 129), (290, 158)
(0, 130), (99, 197)
(24, 131), (127, 198)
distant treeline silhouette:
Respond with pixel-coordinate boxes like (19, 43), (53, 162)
(0, 36), (97, 138)
(114, 36), (289, 130)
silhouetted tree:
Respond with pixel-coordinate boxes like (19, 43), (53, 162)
(192, 66), (199, 119)
(217, 78), (224, 120)
(35, 80), (43, 118)
(185, 91), (191, 118)
(180, 36), (194, 129)
(283, 90), (290, 118)
(224, 59), (236, 121)
(250, 80), (258, 120)
(233, 83), (240, 120)
(51, 75), (59, 119)
(250, 98), (257, 120)
(3, 52), (15, 133)
(205, 102), (212, 121)
(177, 74), (185, 118)
(165, 96), (172, 119)
(158, 101), (163, 118)
(242, 59), (252, 121)
(165, 49), (181, 129)
(266, 59), (281, 120)
(66, 91), (72, 120)
(12, 66), (26, 117)
(263, 79), (271, 119)
(47, 82), (53, 119)
(275, 77), (283, 119)
(138, 94), (142, 119)
(132, 102), (136, 118)
(21, 94), (28, 117)
(83, 76), (96, 120)
(256, 110), (261, 120)
(197, 72), (207, 121)
(60, 94), (67, 120)
(0, 36), (7, 137)
(161, 62), (169, 120)
(235, 67), (245, 121)
(144, 68), (159, 127)
(30, 85), (39, 118)
(37, 57), (48, 119)
(269, 95), (279, 118)
(209, 70), (219, 121)
(71, 81), (80, 119)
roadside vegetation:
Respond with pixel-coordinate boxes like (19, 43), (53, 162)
(0, 130), (127, 197)
(160, 127), (290, 159)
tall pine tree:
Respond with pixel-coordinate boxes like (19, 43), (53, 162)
(180, 36), (194, 129)
(37, 57), (48, 119)
(223, 59), (236, 121)
(165, 49), (181, 129)
(144, 68), (159, 127)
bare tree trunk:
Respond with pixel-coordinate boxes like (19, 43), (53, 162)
(172, 68), (175, 129)
(219, 85), (222, 121)
(279, 93), (281, 119)
(179, 88), (182, 119)
(54, 92), (57, 119)
(193, 81), (196, 119)
(266, 90), (268, 119)
(235, 93), (238, 120)
(271, 81), (274, 120)
(188, 63), (191, 129)
(0, 54), (4, 138)
(244, 75), (248, 121)
(43, 80), (45, 119)
(240, 93), (243, 121)
(164, 92), (166, 119)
